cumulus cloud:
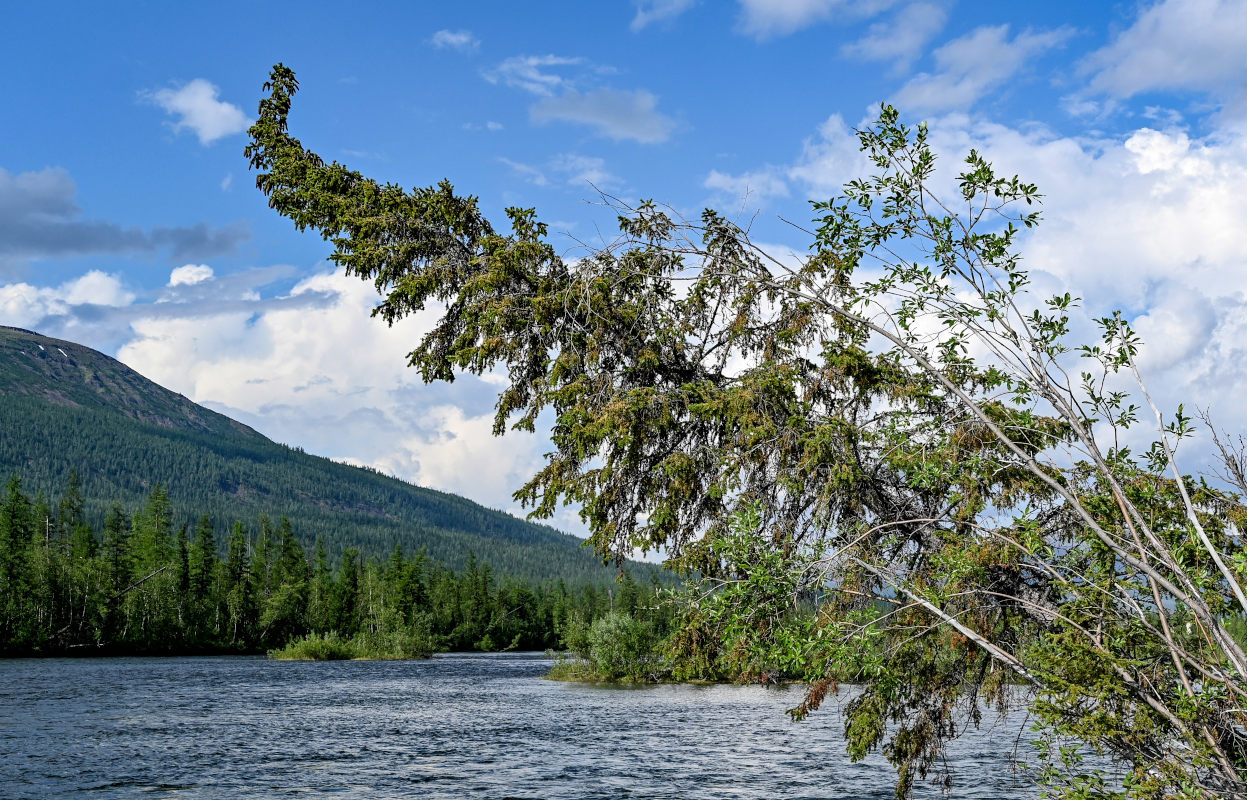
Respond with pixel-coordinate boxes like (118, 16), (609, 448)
(840, 1), (947, 70)
(789, 113), (1247, 316)
(430, 29), (480, 52)
(156, 265), (297, 306)
(1131, 283), (1217, 375)
(146, 79), (250, 145)
(892, 24), (1073, 113)
(1082, 0), (1247, 101)
(631, 0), (698, 30)
(0, 264), (318, 352)
(785, 113), (873, 196)
(115, 271), (559, 523)
(484, 55), (584, 96)
(349, 403), (549, 516)
(0, 270), (134, 330)
(118, 272), (431, 418)
(169, 264), (214, 286)
(0, 166), (249, 269)
(531, 88), (675, 143)
(779, 108), (1247, 454)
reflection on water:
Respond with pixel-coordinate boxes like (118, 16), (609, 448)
(0, 652), (1041, 799)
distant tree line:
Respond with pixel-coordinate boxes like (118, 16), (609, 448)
(0, 472), (657, 657)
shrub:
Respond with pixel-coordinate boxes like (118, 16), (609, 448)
(269, 631), (355, 660)
(587, 612), (663, 681)
(268, 626), (435, 661)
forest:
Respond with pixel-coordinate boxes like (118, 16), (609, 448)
(0, 471), (660, 658)
(0, 325), (648, 586)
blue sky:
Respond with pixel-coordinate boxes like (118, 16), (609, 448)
(5, 0), (1247, 534)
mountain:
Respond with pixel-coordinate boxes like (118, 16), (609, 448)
(0, 326), (646, 584)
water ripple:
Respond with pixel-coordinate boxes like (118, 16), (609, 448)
(0, 653), (1044, 799)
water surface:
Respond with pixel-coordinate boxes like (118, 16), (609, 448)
(0, 652), (1041, 798)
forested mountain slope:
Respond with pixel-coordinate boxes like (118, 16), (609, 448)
(0, 326), (641, 584)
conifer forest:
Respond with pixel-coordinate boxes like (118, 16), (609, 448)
(0, 472), (656, 658)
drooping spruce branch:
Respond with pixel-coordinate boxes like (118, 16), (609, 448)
(247, 66), (1247, 799)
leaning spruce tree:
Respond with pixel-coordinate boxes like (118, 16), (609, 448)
(247, 64), (1247, 798)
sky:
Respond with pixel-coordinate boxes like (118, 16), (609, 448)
(4, 0), (1247, 537)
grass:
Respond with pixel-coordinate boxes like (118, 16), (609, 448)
(268, 630), (435, 661)
(544, 652), (604, 681)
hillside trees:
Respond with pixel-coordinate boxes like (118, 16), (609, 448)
(247, 64), (1247, 798)
(0, 474), (634, 656)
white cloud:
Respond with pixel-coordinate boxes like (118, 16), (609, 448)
(786, 110), (1247, 450)
(62, 271), (134, 307)
(631, 0), (697, 30)
(892, 25), (1073, 113)
(169, 264), (214, 287)
(785, 113), (872, 196)
(585, 88), (1228, 465)
(116, 271), (560, 524)
(704, 167), (790, 201)
(1083, 0), (1247, 100)
(146, 79), (250, 145)
(430, 29), (480, 52)
(119, 272), (425, 420)
(1008, 123), (1247, 309)
(1124, 127), (1192, 173)
(1, 270), (134, 329)
(358, 403), (547, 514)
(840, 2), (947, 70)
(1131, 284), (1217, 374)
(629, 0), (900, 40)
(220, 173), (233, 192)
(484, 55), (583, 96)
(531, 88), (675, 143)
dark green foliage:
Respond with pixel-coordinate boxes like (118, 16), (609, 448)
(270, 631), (358, 660)
(582, 613), (663, 681)
(0, 474), (648, 658)
(268, 630), (435, 661)
(0, 326), (658, 586)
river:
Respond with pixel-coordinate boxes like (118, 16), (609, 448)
(1, 652), (1043, 798)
